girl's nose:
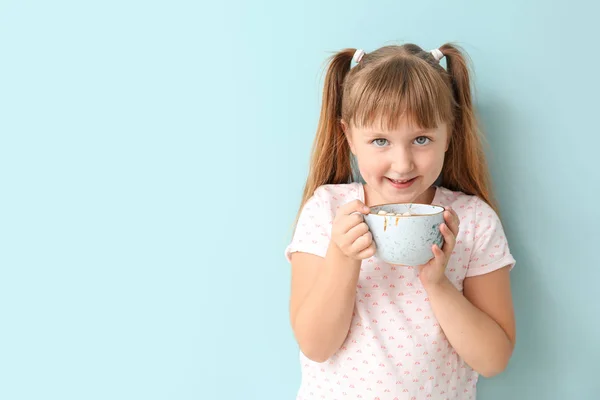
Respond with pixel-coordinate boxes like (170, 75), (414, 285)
(390, 147), (415, 175)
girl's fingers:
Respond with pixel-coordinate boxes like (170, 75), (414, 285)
(351, 231), (373, 254)
(346, 222), (370, 243)
(444, 207), (460, 236)
(338, 213), (366, 234)
(440, 223), (456, 258)
(432, 243), (445, 259)
(339, 199), (370, 216)
(356, 242), (376, 259)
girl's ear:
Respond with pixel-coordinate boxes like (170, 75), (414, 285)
(341, 119), (356, 155)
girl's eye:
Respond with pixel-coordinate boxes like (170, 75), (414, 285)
(372, 138), (389, 147)
(414, 136), (431, 146)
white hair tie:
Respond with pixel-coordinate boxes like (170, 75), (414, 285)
(430, 48), (444, 62)
(353, 49), (366, 63)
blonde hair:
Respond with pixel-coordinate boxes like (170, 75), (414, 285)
(297, 43), (497, 220)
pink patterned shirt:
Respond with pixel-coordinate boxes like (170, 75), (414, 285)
(285, 183), (515, 400)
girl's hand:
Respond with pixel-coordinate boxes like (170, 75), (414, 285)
(331, 200), (375, 261)
(418, 207), (460, 289)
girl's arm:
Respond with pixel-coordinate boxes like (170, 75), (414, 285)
(289, 199), (374, 363)
(420, 206), (516, 377)
(425, 266), (516, 377)
(289, 245), (361, 363)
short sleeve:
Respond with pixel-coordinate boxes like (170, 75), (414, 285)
(466, 198), (516, 277)
(284, 189), (332, 263)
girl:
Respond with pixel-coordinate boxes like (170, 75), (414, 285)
(285, 43), (516, 400)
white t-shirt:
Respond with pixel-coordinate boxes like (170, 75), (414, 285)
(285, 183), (516, 400)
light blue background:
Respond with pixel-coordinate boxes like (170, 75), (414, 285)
(1, 0), (599, 399)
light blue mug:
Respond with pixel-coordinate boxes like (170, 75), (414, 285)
(364, 203), (445, 266)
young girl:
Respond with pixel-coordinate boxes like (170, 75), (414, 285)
(285, 43), (516, 400)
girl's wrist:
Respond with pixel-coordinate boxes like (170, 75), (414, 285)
(423, 275), (453, 296)
(327, 242), (362, 270)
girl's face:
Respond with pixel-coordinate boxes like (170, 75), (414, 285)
(344, 117), (450, 206)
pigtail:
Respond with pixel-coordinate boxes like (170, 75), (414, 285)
(438, 44), (498, 213)
(296, 49), (356, 220)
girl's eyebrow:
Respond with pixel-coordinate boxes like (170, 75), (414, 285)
(362, 131), (388, 136)
(362, 128), (436, 136)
